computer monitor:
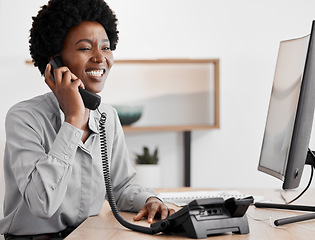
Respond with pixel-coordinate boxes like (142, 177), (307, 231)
(258, 20), (315, 190)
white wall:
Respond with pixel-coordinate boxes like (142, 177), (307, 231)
(1, 0), (315, 197)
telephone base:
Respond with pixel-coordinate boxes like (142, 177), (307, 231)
(151, 197), (253, 239)
(173, 214), (249, 239)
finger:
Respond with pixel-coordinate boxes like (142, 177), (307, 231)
(65, 71), (84, 89)
(133, 208), (147, 221)
(71, 78), (85, 90)
(76, 79), (85, 89)
(44, 64), (55, 90)
(71, 72), (78, 80)
(61, 70), (72, 86)
(147, 204), (159, 223)
(169, 208), (176, 216)
(54, 66), (71, 85)
(160, 205), (169, 220)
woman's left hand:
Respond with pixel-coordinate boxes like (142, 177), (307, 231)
(133, 197), (175, 223)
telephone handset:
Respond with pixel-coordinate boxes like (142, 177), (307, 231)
(49, 56), (101, 110)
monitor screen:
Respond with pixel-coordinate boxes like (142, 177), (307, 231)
(258, 21), (315, 189)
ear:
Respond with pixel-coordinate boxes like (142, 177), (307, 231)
(48, 54), (61, 62)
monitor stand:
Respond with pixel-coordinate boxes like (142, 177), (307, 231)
(255, 149), (315, 226)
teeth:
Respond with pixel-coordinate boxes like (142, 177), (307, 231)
(86, 70), (104, 77)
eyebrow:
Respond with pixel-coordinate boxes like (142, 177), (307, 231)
(75, 39), (110, 45)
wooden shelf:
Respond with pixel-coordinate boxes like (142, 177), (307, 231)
(122, 124), (219, 133)
(113, 58), (220, 132)
(114, 58), (219, 64)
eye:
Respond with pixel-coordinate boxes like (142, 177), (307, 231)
(78, 47), (91, 51)
(102, 42), (111, 51)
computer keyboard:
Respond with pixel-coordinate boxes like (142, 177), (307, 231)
(158, 190), (248, 206)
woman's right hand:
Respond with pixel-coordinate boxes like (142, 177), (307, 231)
(44, 63), (86, 128)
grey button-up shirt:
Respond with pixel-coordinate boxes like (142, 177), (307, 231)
(0, 92), (155, 235)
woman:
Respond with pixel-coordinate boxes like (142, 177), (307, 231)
(0, 0), (174, 239)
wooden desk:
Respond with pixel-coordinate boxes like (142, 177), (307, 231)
(65, 189), (315, 240)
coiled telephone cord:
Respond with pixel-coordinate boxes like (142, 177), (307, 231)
(98, 111), (158, 234)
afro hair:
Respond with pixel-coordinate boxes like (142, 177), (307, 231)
(29, 0), (119, 75)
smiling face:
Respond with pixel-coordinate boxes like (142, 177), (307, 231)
(61, 21), (114, 93)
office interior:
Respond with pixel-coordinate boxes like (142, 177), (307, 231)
(1, 0), (315, 226)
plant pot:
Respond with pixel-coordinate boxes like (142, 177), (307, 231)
(135, 164), (161, 188)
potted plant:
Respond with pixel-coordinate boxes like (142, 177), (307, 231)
(135, 146), (161, 188)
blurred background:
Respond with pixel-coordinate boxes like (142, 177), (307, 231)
(1, 1), (315, 216)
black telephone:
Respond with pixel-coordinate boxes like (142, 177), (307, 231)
(150, 196), (253, 238)
(49, 56), (101, 110)
(98, 113), (254, 239)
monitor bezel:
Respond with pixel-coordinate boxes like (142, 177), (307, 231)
(258, 20), (315, 190)
(282, 21), (315, 189)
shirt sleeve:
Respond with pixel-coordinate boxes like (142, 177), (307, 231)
(5, 107), (83, 219)
(105, 108), (156, 212)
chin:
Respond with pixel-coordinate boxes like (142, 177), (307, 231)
(86, 86), (104, 94)
(85, 82), (105, 93)
(94, 89), (103, 94)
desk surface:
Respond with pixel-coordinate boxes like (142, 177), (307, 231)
(65, 188), (315, 240)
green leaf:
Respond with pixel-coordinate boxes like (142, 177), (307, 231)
(135, 146), (159, 164)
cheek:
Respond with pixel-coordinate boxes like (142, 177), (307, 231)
(69, 61), (86, 78)
(106, 52), (114, 69)
(62, 54), (86, 77)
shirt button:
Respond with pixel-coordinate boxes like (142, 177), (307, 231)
(75, 132), (80, 138)
(69, 144), (75, 149)
(64, 155), (69, 160)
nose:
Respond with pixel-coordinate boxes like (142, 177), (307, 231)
(90, 50), (105, 63)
